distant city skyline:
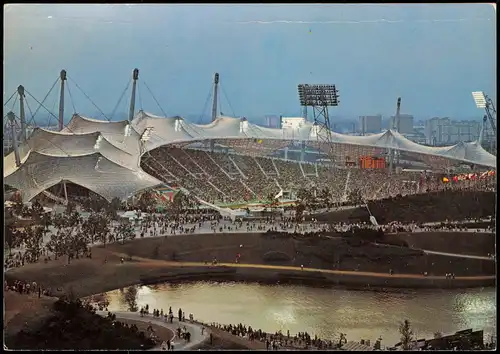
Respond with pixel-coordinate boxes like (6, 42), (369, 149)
(4, 4), (496, 125)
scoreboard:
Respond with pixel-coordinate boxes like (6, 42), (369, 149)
(359, 156), (386, 169)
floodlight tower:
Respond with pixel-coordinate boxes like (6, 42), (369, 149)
(58, 70), (67, 131)
(17, 85), (27, 142)
(472, 91), (497, 153)
(297, 84), (339, 159)
(129, 68), (139, 122)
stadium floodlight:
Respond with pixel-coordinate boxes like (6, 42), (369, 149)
(141, 127), (154, 142)
(472, 91), (487, 108)
(297, 84), (340, 161)
(298, 84), (339, 107)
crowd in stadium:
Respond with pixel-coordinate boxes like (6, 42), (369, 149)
(141, 147), (496, 205)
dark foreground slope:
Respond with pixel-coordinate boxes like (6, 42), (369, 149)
(312, 190), (495, 224)
(5, 296), (156, 350)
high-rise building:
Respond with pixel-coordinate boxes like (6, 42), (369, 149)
(424, 118), (481, 145)
(358, 115), (382, 134)
(265, 115), (280, 128)
(390, 114), (414, 134)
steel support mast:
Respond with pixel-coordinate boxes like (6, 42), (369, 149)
(209, 73), (220, 152)
(58, 70), (67, 131)
(211, 73), (219, 122)
(129, 68), (139, 122)
(8, 111), (21, 167)
(389, 97), (401, 174)
(17, 85), (27, 142)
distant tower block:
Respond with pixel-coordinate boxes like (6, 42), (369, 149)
(59, 70), (67, 131)
(129, 68), (139, 122)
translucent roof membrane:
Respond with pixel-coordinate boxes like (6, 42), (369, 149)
(4, 111), (496, 202)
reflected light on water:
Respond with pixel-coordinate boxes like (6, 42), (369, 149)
(103, 282), (496, 346)
(268, 307), (297, 327)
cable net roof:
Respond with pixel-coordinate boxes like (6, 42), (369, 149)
(5, 151), (159, 202)
(4, 111), (496, 202)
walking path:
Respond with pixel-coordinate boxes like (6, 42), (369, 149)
(96, 311), (209, 351)
(422, 249), (494, 261)
(109, 251), (496, 281)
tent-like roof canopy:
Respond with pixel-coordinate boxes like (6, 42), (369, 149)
(4, 111), (496, 202)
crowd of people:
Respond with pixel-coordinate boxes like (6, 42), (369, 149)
(5, 188), (495, 274)
(5, 195), (496, 350)
(140, 147), (496, 206)
(4, 278), (52, 298)
(208, 322), (346, 350)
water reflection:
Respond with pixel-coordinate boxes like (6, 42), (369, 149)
(103, 282), (496, 346)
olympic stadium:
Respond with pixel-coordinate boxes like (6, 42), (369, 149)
(3, 70), (497, 206)
(3, 110), (496, 203)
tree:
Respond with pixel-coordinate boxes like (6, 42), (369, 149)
(122, 286), (139, 312)
(68, 210), (82, 227)
(99, 227), (111, 248)
(106, 197), (121, 220)
(169, 191), (191, 217)
(116, 222), (135, 244)
(52, 213), (66, 230)
(399, 319), (414, 350)
(137, 192), (155, 211)
(61, 226), (88, 264)
(23, 226), (45, 261)
(434, 332), (442, 339)
(83, 194), (108, 213)
(82, 212), (109, 244)
(5, 225), (21, 255)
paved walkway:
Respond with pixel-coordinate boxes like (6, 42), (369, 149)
(96, 311), (209, 350)
(109, 251), (496, 281)
(423, 249), (495, 261)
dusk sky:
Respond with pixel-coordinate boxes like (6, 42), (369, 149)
(3, 4), (496, 125)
